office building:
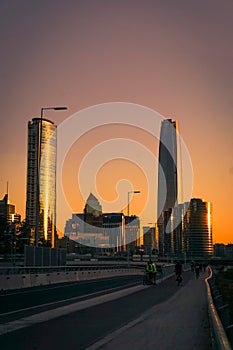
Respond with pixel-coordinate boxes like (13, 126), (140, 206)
(143, 226), (157, 254)
(157, 119), (180, 216)
(157, 119), (182, 256)
(64, 194), (140, 252)
(84, 193), (103, 233)
(214, 243), (226, 258)
(102, 213), (125, 251)
(225, 244), (233, 259)
(64, 193), (103, 238)
(157, 119), (179, 255)
(214, 243), (233, 259)
(64, 213), (84, 240)
(125, 215), (140, 252)
(0, 194), (14, 222)
(64, 194), (107, 247)
(171, 203), (185, 257)
(157, 208), (172, 257)
(184, 198), (213, 258)
(25, 118), (57, 247)
(0, 193), (21, 223)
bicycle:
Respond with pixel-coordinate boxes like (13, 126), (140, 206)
(143, 272), (153, 285)
(176, 274), (182, 286)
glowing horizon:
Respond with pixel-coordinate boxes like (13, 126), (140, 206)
(0, 1), (232, 244)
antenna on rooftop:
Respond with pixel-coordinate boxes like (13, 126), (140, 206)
(6, 181), (9, 204)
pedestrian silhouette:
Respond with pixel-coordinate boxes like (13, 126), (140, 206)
(195, 262), (200, 279)
(175, 261), (183, 286)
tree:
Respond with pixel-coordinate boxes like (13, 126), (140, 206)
(16, 220), (33, 254)
(0, 216), (9, 254)
(38, 236), (52, 247)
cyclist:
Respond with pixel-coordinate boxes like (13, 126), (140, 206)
(144, 260), (153, 284)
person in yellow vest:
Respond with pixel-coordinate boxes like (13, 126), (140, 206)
(151, 261), (157, 285)
(146, 260), (153, 284)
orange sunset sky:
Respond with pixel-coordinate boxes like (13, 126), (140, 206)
(0, 0), (232, 244)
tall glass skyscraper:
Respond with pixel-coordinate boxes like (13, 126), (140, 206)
(184, 198), (213, 258)
(157, 119), (180, 255)
(26, 118), (57, 247)
(157, 119), (179, 215)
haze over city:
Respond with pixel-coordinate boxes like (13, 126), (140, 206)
(0, 0), (232, 244)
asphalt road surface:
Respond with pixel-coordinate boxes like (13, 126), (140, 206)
(0, 271), (211, 350)
(0, 275), (142, 321)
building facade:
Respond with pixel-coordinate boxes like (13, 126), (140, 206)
(0, 194), (21, 224)
(64, 213), (84, 240)
(184, 198), (213, 258)
(64, 194), (107, 248)
(102, 213), (125, 251)
(64, 194), (140, 252)
(26, 118), (57, 247)
(125, 215), (140, 252)
(143, 226), (157, 254)
(84, 193), (103, 233)
(157, 119), (182, 256)
(157, 119), (179, 217)
(0, 194), (15, 222)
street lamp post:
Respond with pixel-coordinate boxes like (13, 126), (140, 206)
(147, 222), (158, 258)
(127, 190), (140, 216)
(126, 190), (140, 267)
(35, 106), (67, 247)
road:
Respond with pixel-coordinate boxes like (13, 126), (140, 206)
(0, 275), (142, 321)
(0, 271), (212, 350)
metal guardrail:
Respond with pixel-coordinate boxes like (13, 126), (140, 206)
(205, 266), (232, 350)
(0, 264), (144, 276)
(0, 262), (175, 276)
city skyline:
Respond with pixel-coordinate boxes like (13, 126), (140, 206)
(0, 1), (232, 244)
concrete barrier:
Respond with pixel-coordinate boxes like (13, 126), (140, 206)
(0, 263), (177, 292)
(0, 267), (143, 291)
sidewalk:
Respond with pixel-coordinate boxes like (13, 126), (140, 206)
(87, 271), (212, 350)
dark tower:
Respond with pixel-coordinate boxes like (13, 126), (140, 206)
(157, 119), (180, 256)
(83, 193), (103, 232)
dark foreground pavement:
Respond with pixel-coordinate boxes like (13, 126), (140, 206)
(88, 270), (212, 350)
(0, 271), (212, 350)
